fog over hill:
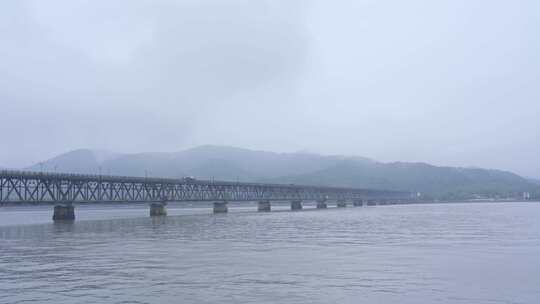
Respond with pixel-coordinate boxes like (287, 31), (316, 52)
(265, 161), (538, 200)
(27, 146), (364, 179)
(530, 178), (540, 185)
(26, 145), (539, 200)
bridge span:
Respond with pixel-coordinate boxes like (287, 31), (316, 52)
(0, 170), (414, 221)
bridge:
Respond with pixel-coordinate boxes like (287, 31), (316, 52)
(0, 170), (415, 221)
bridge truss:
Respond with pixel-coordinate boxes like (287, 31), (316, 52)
(0, 170), (413, 205)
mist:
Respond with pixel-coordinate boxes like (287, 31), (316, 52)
(1, 0), (539, 178)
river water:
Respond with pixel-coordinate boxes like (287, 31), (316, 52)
(1, 202), (539, 304)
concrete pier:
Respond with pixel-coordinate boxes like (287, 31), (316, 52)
(353, 200), (363, 207)
(337, 200), (347, 208)
(149, 202), (167, 216)
(213, 201), (229, 213)
(316, 200), (327, 209)
(258, 201), (271, 212)
(291, 200), (303, 211)
(52, 204), (75, 221)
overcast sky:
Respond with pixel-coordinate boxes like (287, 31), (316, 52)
(1, 0), (539, 177)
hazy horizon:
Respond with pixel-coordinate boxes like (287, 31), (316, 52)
(2, 0), (539, 178)
(2, 144), (539, 180)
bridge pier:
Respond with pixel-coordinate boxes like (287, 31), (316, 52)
(258, 201), (271, 212)
(53, 204), (75, 221)
(150, 202), (167, 216)
(291, 200), (303, 211)
(213, 201), (228, 213)
(337, 200), (347, 208)
(316, 200), (327, 209)
(353, 200), (363, 207)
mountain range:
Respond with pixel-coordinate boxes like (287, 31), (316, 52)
(25, 145), (539, 200)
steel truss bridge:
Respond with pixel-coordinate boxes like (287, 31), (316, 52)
(0, 170), (413, 205)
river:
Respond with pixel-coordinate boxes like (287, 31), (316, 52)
(1, 202), (539, 303)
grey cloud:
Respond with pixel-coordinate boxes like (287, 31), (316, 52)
(1, 0), (310, 163)
(1, 0), (539, 178)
